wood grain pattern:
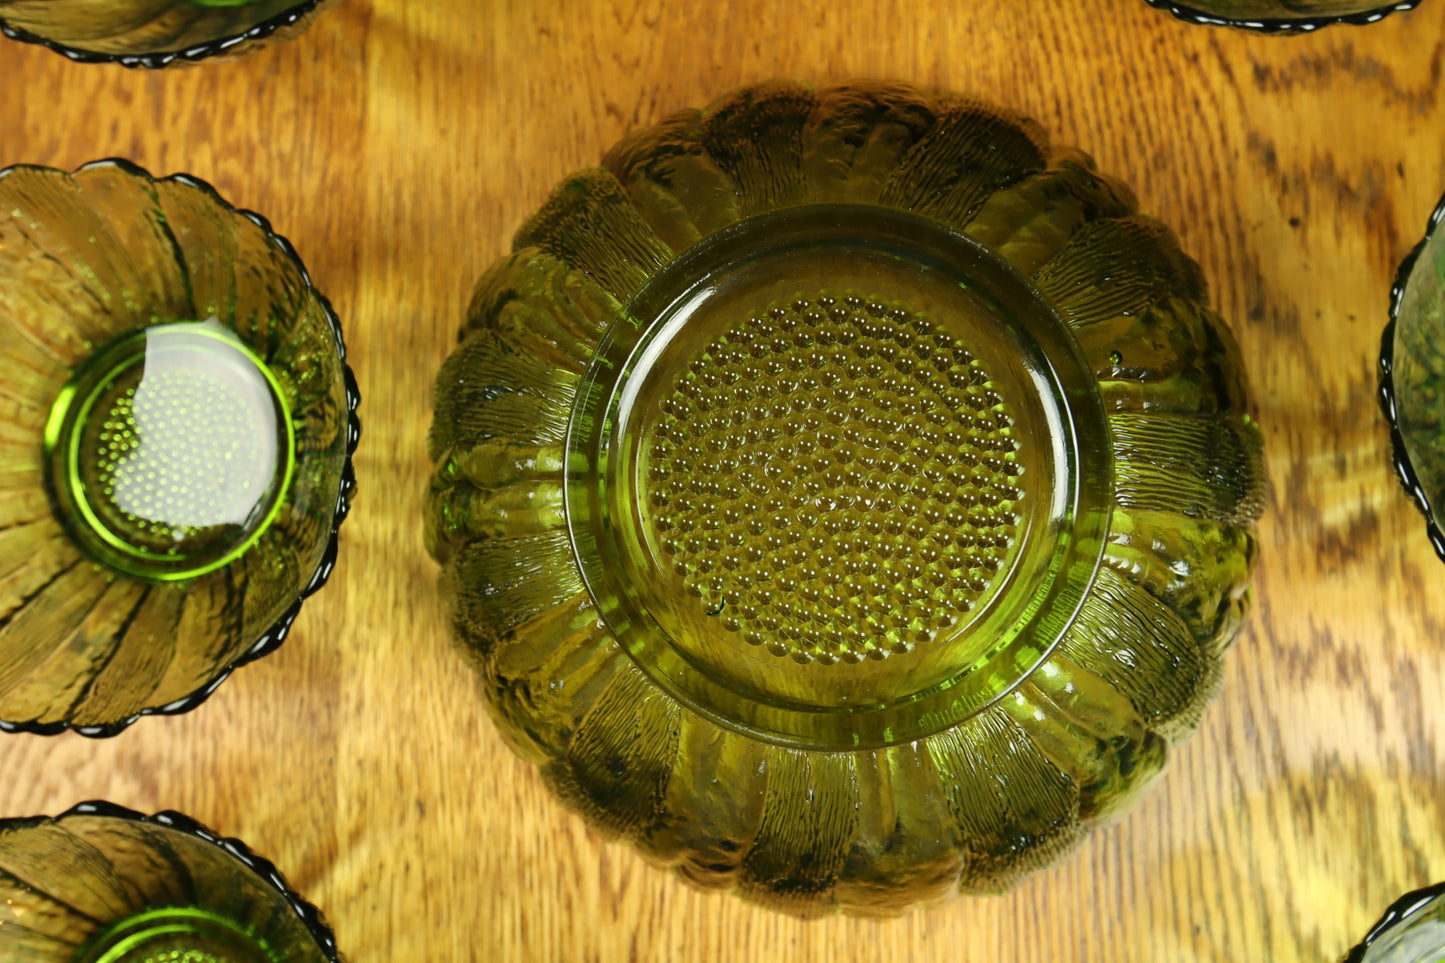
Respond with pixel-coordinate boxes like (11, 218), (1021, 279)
(2, 1), (1444, 959)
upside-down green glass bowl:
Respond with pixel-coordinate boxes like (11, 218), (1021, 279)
(0, 0), (332, 67)
(1381, 190), (1445, 562)
(0, 801), (343, 963)
(426, 80), (1267, 916)
(1144, 0), (1422, 31)
(0, 159), (358, 736)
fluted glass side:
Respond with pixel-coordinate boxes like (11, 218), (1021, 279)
(0, 160), (359, 735)
(0, 802), (342, 963)
(0, 0), (331, 66)
(426, 80), (1266, 916)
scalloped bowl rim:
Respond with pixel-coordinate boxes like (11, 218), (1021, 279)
(1379, 188), (1445, 563)
(0, 157), (361, 738)
(0, 0), (325, 68)
(0, 800), (343, 961)
(1143, 0), (1422, 32)
(1343, 880), (1445, 961)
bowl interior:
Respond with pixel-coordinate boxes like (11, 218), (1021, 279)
(0, 806), (335, 963)
(0, 161), (353, 733)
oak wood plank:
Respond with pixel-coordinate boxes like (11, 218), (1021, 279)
(2, 1), (1443, 959)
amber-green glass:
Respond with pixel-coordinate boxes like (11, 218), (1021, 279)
(0, 0), (331, 67)
(426, 80), (1266, 916)
(1144, 0), (1422, 29)
(0, 159), (358, 736)
(0, 802), (343, 962)
(1381, 190), (1445, 562)
(1343, 883), (1445, 962)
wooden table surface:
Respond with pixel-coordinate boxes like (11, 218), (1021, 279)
(3, 1), (1445, 960)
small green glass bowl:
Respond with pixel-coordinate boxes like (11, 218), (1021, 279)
(0, 159), (359, 737)
(427, 81), (1266, 916)
(0, 801), (344, 963)
(1143, 0), (1422, 31)
(1343, 882), (1445, 962)
(0, 0), (333, 68)
(1380, 190), (1445, 562)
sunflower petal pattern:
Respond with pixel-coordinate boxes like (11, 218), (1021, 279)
(0, 804), (341, 962)
(602, 110), (744, 252)
(0, 161), (356, 734)
(428, 81), (1264, 916)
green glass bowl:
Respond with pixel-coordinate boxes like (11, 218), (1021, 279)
(0, 159), (359, 737)
(0, 0), (333, 67)
(0, 801), (343, 963)
(1143, 0), (1422, 31)
(1343, 882), (1445, 962)
(426, 80), (1266, 916)
(1381, 190), (1445, 562)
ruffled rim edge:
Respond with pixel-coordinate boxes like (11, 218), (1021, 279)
(2, 800), (344, 962)
(1142, 0), (1421, 32)
(0, 0), (323, 69)
(1343, 880), (1445, 961)
(1378, 187), (1445, 564)
(0, 157), (361, 738)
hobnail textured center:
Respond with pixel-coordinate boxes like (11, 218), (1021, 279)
(49, 320), (294, 580)
(88, 359), (282, 548)
(642, 291), (1024, 666)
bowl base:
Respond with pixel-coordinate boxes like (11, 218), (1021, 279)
(73, 907), (280, 963)
(43, 318), (295, 582)
(566, 204), (1111, 749)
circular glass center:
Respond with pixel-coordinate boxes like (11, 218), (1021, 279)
(46, 320), (294, 581)
(73, 908), (280, 963)
(566, 205), (1111, 749)
(641, 290), (1025, 666)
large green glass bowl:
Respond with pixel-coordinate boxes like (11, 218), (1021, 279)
(426, 80), (1266, 916)
(0, 0), (332, 67)
(1380, 190), (1445, 562)
(0, 159), (358, 736)
(0, 801), (344, 962)
(1143, 0), (1422, 31)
